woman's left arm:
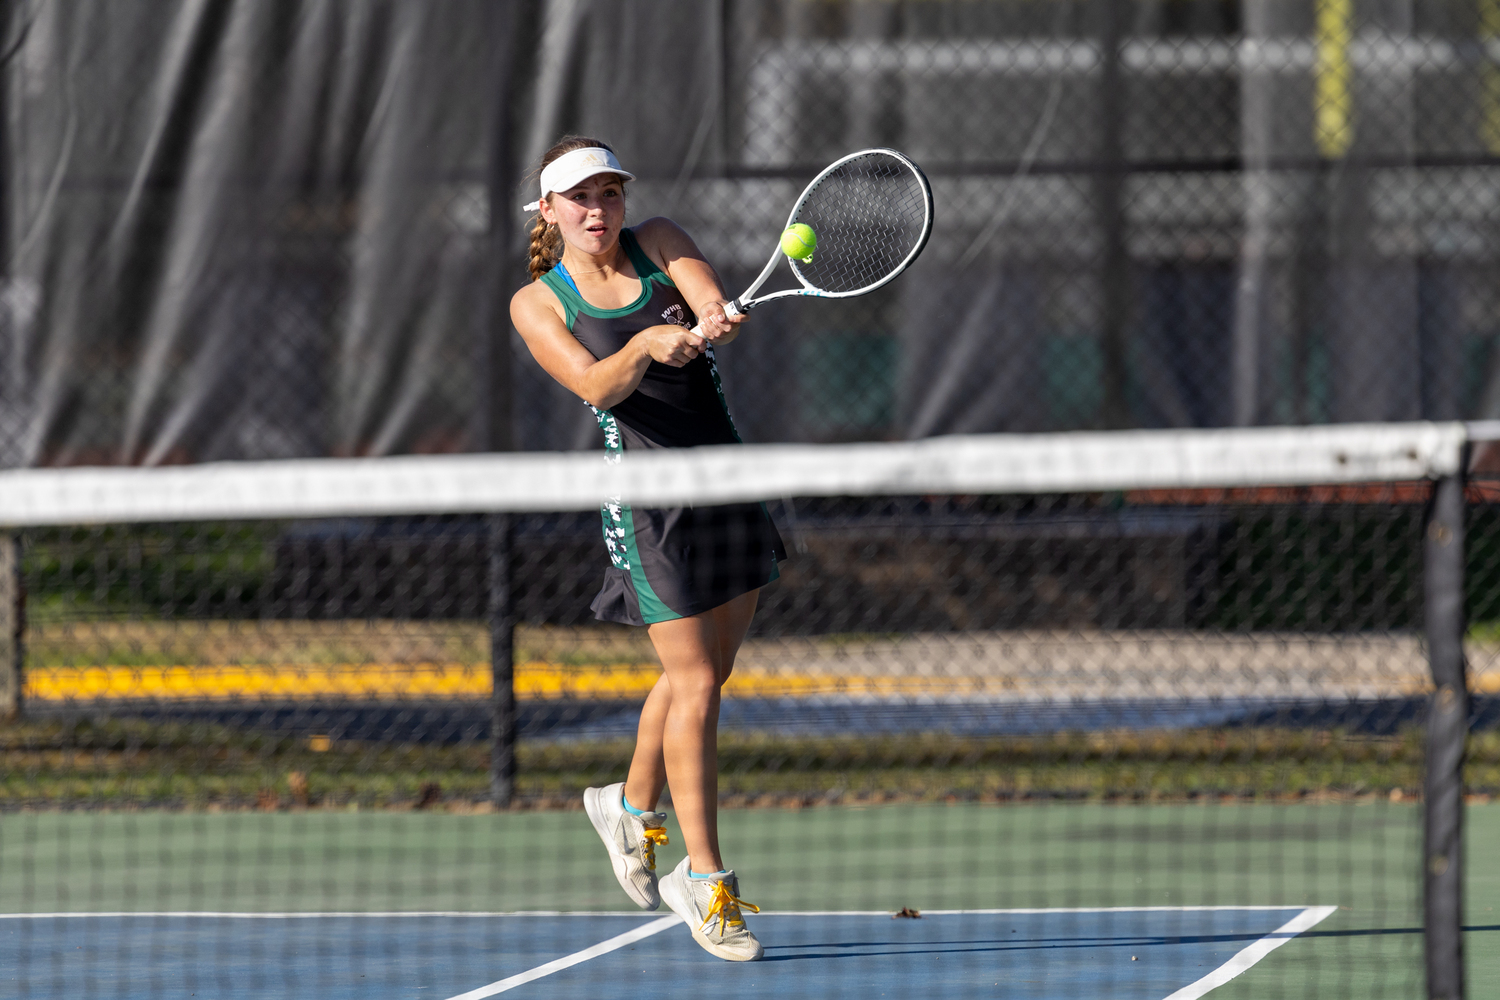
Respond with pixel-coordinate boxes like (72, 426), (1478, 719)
(636, 217), (747, 345)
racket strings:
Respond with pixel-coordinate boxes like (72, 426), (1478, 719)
(791, 153), (930, 295)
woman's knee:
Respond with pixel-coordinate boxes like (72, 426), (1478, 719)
(650, 615), (733, 702)
(665, 662), (720, 705)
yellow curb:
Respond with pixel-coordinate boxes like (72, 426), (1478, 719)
(21, 661), (1462, 703)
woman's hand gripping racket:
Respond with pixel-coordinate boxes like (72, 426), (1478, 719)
(690, 147), (934, 339)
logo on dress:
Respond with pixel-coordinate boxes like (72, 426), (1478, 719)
(661, 304), (687, 328)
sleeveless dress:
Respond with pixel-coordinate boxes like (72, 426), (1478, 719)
(541, 228), (786, 626)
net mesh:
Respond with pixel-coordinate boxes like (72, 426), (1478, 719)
(1, 425), (1485, 997)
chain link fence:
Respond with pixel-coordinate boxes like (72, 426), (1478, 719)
(2, 2), (1499, 994)
(11, 487), (1496, 812)
(2, 1), (1500, 461)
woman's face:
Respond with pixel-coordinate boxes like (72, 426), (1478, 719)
(542, 173), (626, 257)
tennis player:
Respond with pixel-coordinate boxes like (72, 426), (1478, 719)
(509, 136), (784, 962)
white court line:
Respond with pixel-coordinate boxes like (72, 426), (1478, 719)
(0, 911), (672, 919)
(0, 904), (1314, 920)
(1162, 905), (1338, 1000)
(441, 915), (681, 1000)
(756, 905), (1319, 916)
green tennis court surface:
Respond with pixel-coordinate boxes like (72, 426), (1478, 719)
(5, 802), (1496, 996)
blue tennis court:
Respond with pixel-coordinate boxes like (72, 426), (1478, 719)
(3, 906), (1333, 999)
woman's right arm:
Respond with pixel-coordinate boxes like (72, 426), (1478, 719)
(509, 283), (708, 410)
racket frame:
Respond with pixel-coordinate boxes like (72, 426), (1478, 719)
(693, 147), (933, 333)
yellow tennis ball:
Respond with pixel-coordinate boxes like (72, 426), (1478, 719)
(780, 223), (817, 260)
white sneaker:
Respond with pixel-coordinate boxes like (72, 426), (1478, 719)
(583, 782), (670, 910)
(658, 857), (763, 962)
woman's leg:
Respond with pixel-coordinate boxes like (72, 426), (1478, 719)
(622, 674), (671, 811)
(625, 589), (758, 874)
(623, 589), (759, 814)
(709, 589), (758, 685)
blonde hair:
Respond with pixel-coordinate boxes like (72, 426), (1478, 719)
(526, 135), (621, 282)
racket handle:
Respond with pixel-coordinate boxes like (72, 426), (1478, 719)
(687, 299), (746, 341)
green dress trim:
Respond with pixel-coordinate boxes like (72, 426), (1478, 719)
(593, 409), (674, 623)
(539, 228), (676, 328)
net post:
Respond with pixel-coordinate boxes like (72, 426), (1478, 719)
(0, 533), (20, 721)
(1424, 465), (1468, 1000)
(488, 513), (516, 808)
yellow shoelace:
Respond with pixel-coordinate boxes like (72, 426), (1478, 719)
(701, 879), (760, 937)
(641, 826), (669, 871)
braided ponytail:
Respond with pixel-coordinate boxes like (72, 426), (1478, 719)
(524, 134), (620, 282)
(527, 213), (563, 282)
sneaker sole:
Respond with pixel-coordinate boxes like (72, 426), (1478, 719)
(583, 787), (660, 911)
(659, 874), (763, 962)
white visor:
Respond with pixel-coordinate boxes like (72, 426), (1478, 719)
(523, 147), (635, 212)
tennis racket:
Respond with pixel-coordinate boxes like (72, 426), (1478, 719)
(689, 147), (934, 339)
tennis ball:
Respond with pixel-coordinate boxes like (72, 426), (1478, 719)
(780, 223), (817, 260)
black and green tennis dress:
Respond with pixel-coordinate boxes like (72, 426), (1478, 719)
(541, 228), (785, 626)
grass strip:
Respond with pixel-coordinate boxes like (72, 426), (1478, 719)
(6, 717), (1500, 808)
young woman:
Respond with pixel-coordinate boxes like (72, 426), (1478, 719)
(509, 136), (784, 962)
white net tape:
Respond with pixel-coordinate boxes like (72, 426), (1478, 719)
(0, 422), (1468, 526)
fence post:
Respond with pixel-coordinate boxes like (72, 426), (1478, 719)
(1095, 0), (1129, 429)
(482, 2), (535, 811)
(0, 534), (20, 721)
(1424, 467), (1467, 1000)
(489, 513), (516, 808)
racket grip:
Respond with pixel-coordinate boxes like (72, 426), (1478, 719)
(687, 299), (746, 341)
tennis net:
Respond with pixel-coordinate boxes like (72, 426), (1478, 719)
(1, 422), (1488, 999)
